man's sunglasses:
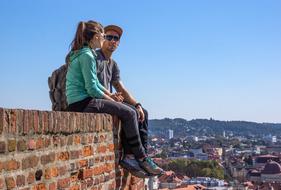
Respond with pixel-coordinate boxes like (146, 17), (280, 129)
(105, 35), (120, 42)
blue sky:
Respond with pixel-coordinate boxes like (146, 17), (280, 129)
(0, 0), (280, 123)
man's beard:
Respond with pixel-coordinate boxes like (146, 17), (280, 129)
(108, 46), (116, 52)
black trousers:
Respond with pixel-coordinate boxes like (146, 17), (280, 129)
(67, 97), (147, 159)
(120, 104), (148, 155)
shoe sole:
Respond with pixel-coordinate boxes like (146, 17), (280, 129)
(119, 161), (150, 178)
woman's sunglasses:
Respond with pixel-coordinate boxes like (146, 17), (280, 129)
(105, 35), (120, 42)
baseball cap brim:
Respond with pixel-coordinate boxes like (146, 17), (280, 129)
(104, 25), (123, 38)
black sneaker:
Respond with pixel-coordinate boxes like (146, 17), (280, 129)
(119, 156), (150, 178)
(138, 157), (164, 175)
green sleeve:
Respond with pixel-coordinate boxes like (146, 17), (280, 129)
(79, 53), (105, 98)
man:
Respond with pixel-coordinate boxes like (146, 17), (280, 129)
(96, 25), (163, 177)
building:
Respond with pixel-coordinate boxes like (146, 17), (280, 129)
(169, 129), (174, 139)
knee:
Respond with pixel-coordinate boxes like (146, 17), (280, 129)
(126, 107), (138, 119)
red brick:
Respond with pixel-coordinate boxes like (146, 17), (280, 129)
(16, 175), (25, 187)
(33, 111), (39, 134)
(69, 184), (80, 190)
(48, 112), (54, 133)
(0, 141), (6, 153)
(69, 113), (75, 133)
(86, 177), (94, 188)
(5, 177), (16, 190)
(97, 145), (107, 153)
(98, 174), (105, 183)
(0, 178), (4, 189)
(44, 138), (51, 148)
(42, 111), (49, 134)
(79, 168), (93, 180)
(74, 113), (81, 132)
(104, 163), (114, 173)
(48, 182), (56, 190)
(108, 143), (115, 151)
(28, 111), (34, 134)
(67, 136), (73, 145)
(9, 110), (17, 134)
(19, 188), (30, 190)
(28, 139), (36, 150)
(52, 136), (60, 147)
(59, 136), (66, 146)
(83, 146), (93, 157)
(70, 150), (80, 159)
(17, 139), (27, 151)
(57, 151), (69, 161)
(44, 168), (51, 179)
(81, 135), (87, 145)
(40, 153), (55, 165)
(79, 159), (88, 168)
(92, 166), (104, 176)
(22, 155), (39, 169)
(44, 167), (58, 179)
(0, 161), (3, 172)
(57, 178), (70, 189)
(58, 166), (67, 176)
(60, 112), (68, 133)
(89, 115), (95, 133)
(36, 138), (44, 149)
(94, 115), (102, 132)
(27, 172), (35, 184)
(16, 109), (24, 134)
(88, 134), (93, 143)
(23, 111), (29, 135)
(3, 110), (9, 134)
(4, 159), (20, 171)
(73, 135), (81, 145)
(70, 172), (78, 182)
(32, 183), (46, 190)
(99, 134), (106, 142)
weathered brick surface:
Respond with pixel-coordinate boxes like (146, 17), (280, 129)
(22, 156), (39, 169)
(0, 108), (144, 190)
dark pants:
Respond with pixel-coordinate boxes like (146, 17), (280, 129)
(121, 104), (148, 155)
(67, 97), (147, 159)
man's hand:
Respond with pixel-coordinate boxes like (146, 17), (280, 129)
(110, 92), (124, 102)
(136, 105), (145, 123)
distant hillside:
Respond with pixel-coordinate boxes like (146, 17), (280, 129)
(149, 118), (281, 138)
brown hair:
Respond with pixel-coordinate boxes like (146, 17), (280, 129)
(70, 20), (104, 51)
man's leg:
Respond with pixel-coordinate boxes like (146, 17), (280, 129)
(121, 105), (149, 155)
(83, 99), (146, 159)
(84, 99), (163, 175)
(139, 108), (148, 153)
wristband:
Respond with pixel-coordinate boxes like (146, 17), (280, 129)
(135, 103), (142, 108)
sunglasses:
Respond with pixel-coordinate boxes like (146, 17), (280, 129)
(105, 35), (120, 42)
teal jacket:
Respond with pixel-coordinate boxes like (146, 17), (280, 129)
(66, 47), (106, 105)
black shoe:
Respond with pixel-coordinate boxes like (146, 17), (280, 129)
(138, 157), (164, 175)
(119, 157), (150, 178)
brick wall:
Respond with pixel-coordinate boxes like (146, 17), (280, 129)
(0, 108), (145, 190)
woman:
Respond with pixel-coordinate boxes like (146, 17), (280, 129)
(66, 21), (163, 177)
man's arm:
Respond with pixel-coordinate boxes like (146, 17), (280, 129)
(113, 81), (137, 105)
(113, 80), (145, 122)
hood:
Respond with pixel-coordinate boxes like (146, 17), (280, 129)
(69, 47), (96, 62)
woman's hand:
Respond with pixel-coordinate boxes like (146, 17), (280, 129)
(110, 92), (124, 102)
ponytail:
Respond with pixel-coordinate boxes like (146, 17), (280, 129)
(70, 20), (104, 51)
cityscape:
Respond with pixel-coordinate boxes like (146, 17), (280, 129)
(145, 118), (281, 190)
